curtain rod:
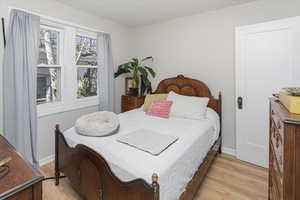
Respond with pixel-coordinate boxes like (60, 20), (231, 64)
(8, 6), (108, 34)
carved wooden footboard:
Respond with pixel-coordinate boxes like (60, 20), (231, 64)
(54, 75), (222, 200)
(55, 125), (159, 200)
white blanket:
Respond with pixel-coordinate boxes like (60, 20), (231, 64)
(63, 108), (220, 200)
(117, 129), (179, 156)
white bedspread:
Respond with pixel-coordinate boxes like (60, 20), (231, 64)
(63, 108), (220, 200)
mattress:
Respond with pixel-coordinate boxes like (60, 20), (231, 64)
(63, 108), (220, 200)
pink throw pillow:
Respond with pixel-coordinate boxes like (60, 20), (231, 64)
(146, 100), (173, 118)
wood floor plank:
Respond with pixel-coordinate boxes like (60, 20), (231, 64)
(40, 154), (268, 200)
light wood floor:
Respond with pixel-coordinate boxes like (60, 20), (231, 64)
(40, 154), (268, 200)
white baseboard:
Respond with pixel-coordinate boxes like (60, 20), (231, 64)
(39, 154), (54, 167)
(222, 147), (236, 156)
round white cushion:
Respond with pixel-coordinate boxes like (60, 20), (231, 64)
(75, 111), (120, 137)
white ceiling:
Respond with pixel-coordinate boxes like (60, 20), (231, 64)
(56, 0), (257, 27)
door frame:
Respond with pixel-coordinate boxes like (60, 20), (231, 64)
(235, 16), (299, 167)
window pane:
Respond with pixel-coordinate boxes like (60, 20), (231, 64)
(77, 68), (98, 98)
(39, 28), (59, 65)
(75, 35), (97, 66)
(37, 67), (61, 104)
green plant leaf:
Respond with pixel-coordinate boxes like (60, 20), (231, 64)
(144, 66), (156, 78)
(114, 62), (132, 78)
(140, 75), (147, 95)
(139, 67), (153, 95)
(141, 56), (153, 62)
(138, 66), (148, 77)
(132, 58), (139, 67)
(140, 74), (152, 95)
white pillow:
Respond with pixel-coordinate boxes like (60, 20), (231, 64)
(167, 91), (209, 120)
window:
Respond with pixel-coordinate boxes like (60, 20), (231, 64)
(37, 21), (100, 117)
(75, 34), (98, 99)
(37, 26), (61, 104)
(77, 68), (98, 98)
(75, 35), (97, 66)
(39, 28), (59, 65)
(37, 67), (60, 104)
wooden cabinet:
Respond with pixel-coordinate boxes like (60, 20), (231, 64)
(121, 95), (145, 112)
(269, 98), (300, 200)
(0, 136), (44, 200)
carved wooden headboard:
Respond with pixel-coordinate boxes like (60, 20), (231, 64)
(154, 75), (222, 117)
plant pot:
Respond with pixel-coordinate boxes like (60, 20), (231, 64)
(131, 79), (138, 89)
(129, 88), (139, 96)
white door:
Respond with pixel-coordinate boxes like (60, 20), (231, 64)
(236, 17), (300, 168)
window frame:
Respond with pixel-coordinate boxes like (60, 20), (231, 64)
(37, 20), (100, 117)
(37, 24), (65, 114)
(36, 66), (62, 104)
(75, 31), (99, 101)
(38, 24), (62, 66)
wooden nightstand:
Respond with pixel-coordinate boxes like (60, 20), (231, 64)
(121, 95), (145, 112)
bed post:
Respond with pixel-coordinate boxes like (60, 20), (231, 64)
(151, 173), (160, 200)
(55, 124), (60, 186)
(218, 92), (222, 154)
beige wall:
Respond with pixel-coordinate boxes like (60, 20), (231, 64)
(132, 0), (300, 150)
(0, 0), (134, 162)
(37, 106), (99, 162)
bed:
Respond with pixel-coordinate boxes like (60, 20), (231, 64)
(54, 75), (222, 200)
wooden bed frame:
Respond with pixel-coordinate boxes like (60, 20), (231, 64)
(54, 75), (222, 200)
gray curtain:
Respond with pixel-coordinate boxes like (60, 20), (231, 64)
(97, 32), (115, 112)
(3, 9), (40, 167)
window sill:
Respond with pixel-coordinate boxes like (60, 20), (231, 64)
(37, 97), (99, 118)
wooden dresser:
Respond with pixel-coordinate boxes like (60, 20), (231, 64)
(0, 136), (44, 200)
(269, 98), (300, 200)
(121, 95), (145, 112)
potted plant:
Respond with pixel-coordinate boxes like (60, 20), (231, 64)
(114, 57), (156, 96)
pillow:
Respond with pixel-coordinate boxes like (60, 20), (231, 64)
(146, 100), (173, 118)
(167, 91), (209, 120)
(75, 111), (120, 137)
(206, 108), (220, 142)
(143, 94), (168, 112)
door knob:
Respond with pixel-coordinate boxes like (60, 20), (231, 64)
(237, 96), (243, 109)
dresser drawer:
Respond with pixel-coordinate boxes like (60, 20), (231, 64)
(122, 96), (137, 105)
(121, 95), (145, 112)
(6, 187), (33, 200)
(122, 104), (136, 112)
(122, 96), (145, 105)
